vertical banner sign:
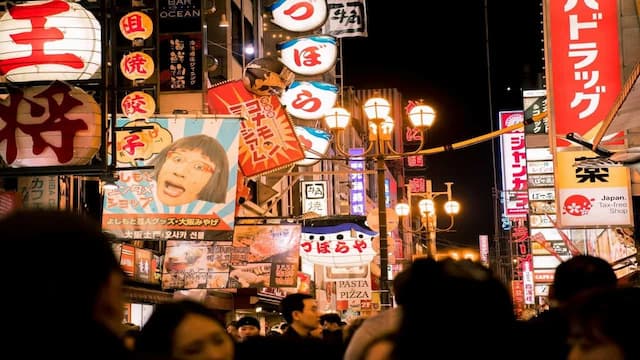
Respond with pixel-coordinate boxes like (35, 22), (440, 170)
(102, 116), (241, 241)
(322, 0), (368, 38)
(556, 150), (633, 226)
(18, 176), (59, 209)
(499, 111), (528, 218)
(349, 148), (365, 215)
(547, 0), (622, 146)
(301, 180), (329, 216)
(479, 234), (489, 267)
(523, 89), (548, 134)
(159, 33), (203, 91)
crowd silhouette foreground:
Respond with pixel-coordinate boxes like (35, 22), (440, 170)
(3, 209), (637, 360)
(1, 209), (134, 359)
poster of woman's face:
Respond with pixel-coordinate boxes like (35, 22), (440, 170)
(151, 134), (229, 206)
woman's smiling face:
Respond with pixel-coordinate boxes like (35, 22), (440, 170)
(157, 148), (215, 206)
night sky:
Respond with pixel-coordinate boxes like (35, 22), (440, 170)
(341, 1), (544, 249)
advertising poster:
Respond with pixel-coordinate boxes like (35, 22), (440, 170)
(159, 33), (203, 91)
(102, 116), (241, 241)
(207, 80), (306, 177)
(229, 224), (301, 288)
(161, 224), (301, 289)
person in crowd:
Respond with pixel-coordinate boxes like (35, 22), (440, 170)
(519, 255), (618, 360)
(319, 312), (344, 348)
(236, 316), (261, 342)
(342, 316), (367, 349)
(565, 287), (640, 360)
(391, 258), (517, 360)
(343, 266), (411, 360)
(225, 320), (241, 342)
(151, 134), (229, 206)
(135, 299), (234, 360)
(280, 293), (321, 338)
(122, 323), (141, 351)
(1, 209), (134, 359)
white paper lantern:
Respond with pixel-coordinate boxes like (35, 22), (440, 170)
(0, 82), (101, 167)
(0, 0), (101, 83)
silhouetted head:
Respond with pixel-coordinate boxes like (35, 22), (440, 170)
(551, 255), (617, 304)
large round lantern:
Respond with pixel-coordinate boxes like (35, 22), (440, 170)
(0, 82), (101, 167)
(0, 0), (101, 83)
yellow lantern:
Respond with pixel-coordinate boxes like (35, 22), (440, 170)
(0, 0), (102, 83)
(0, 81), (101, 167)
(121, 91), (156, 120)
(120, 51), (154, 82)
(119, 11), (153, 43)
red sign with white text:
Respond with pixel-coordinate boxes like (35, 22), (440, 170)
(547, 0), (622, 145)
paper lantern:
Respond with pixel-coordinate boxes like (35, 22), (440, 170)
(267, 0), (328, 32)
(121, 91), (156, 120)
(277, 35), (337, 76)
(0, 0), (101, 83)
(121, 51), (154, 81)
(119, 11), (153, 42)
(0, 81), (101, 167)
(281, 81), (338, 120)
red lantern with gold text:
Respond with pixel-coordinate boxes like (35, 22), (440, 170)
(0, 0), (101, 83)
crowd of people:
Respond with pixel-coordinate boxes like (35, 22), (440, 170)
(3, 208), (638, 360)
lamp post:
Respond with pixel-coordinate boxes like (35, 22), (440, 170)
(324, 97), (435, 309)
(396, 180), (460, 258)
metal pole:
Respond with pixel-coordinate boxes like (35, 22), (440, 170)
(376, 154), (390, 308)
(425, 180), (436, 258)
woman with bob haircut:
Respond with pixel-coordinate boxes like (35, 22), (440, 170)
(151, 134), (229, 206)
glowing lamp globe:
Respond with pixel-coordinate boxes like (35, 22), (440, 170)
(0, 0), (101, 83)
(0, 82), (101, 167)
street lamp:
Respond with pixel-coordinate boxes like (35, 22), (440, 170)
(395, 180), (460, 258)
(324, 97), (435, 309)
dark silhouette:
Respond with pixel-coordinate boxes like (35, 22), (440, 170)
(519, 255), (618, 360)
(1, 209), (134, 359)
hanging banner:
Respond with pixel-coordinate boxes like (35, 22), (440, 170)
(207, 80), (305, 177)
(322, 0), (368, 38)
(102, 116), (241, 241)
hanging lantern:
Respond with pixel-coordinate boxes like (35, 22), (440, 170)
(119, 11), (153, 45)
(0, 0), (101, 83)
(267, 0), (328, 32)
(0, 81), (101, 167)
(120, 51), (154, 82)
(121, 91), (156, 120)
(281, 81), (338, 120)
(277, 35), (337, 76)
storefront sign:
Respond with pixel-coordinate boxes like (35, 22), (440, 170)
(0, 0), (101, 82)
(349, 148), (365, 215)
(158, 0), (201, 33)
(301, 180), (328, 216)
(18, 176), (58, 209)
(300, 223), (377, 266)
(499, 110), (528, 218)
(159, 33), (202, 91)
(322, 0), (368, 38)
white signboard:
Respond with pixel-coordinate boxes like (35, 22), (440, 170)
(301, 180), (328, 216)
